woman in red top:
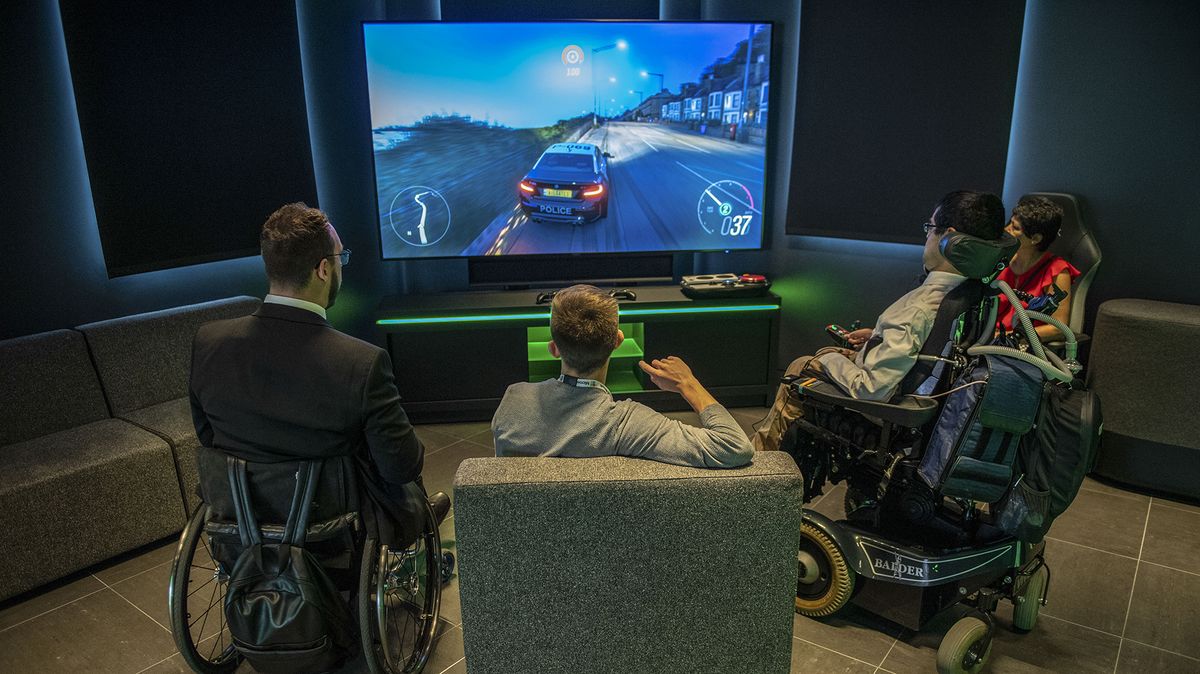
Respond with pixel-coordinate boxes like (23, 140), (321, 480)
(996, 196), (1081, 342)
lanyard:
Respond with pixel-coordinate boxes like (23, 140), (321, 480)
(558, 374), (610, 395)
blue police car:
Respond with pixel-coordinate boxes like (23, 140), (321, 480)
(518, 142), (611, 223)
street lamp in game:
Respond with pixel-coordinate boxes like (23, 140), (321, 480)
(640, 70), (664, 95)
(591, 40), (627, 126)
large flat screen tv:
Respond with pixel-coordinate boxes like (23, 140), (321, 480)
(363, 21), (773, 259)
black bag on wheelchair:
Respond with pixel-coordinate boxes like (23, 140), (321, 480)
(997, 380), (1103, 543)
(223, 456), (356, 673)
(918, 355), (1045, 504)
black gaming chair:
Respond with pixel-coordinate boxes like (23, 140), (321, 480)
(1024, 192), (1102, 343)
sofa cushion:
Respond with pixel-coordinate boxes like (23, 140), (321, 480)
(0, 418), (185, 601)
(453, 452), (803, 674)
(0, 330), (110, 446)
(122, 397), (203, 512)
(76, 296), (260, 415)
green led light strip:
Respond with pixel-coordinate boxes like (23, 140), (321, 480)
(376, 303), (778, 326)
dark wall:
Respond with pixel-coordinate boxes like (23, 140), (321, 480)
(1002, 0), (1200, 322)
(2, 0), (267, 341)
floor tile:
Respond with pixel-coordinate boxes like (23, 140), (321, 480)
(1154, 498), (1200, 516)
(1123, 560), (1200, 659)
(1116, 639), (1200, 673)
(1079, 475), (1151, 502)
(426, 421), (490, 440)
(0, 572), (104, 632)
(466, 427), (495, 449)
(791, 605), (900, 665)
(1039, 538), (1137, 635)
(425, 623), (465, 673)
(1043, 487), (1148, 558)
(426, 440), (496, 500)
(438, 656), (467, 674)
(110, 561), (174, 630)
(416, 426), (467, 453)
(93, 538), (178, 585)
(141, 651), (192, 673)
(0, 588), (177, 673)
(1141, 502), (1200, 575)
(789, 637), (877, 673)
(883, 607), (1120, 673)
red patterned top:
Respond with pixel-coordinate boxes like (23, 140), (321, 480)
(995, 253), (1081, 330)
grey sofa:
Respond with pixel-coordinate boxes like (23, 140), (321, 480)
(0, 296), (259, 601)
(1089, 298), (1200, 499)
(0, 330), (183, 600)
(77, 296), (261, 512)
(453, 452), (803, 674)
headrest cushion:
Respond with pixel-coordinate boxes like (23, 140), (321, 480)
(939, 232), (1019, 280)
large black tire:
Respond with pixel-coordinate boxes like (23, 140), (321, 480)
(795, 521), (855, 618)
(359, 506), (443, 674)
(936, 616), (992, 674)
(168, 505), (241, 674)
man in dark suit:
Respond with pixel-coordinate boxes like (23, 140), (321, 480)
(189, 202), (446, 545)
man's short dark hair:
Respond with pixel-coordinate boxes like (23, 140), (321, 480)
(932, 190), (1006, 241)
(1012, 195), (1064, 252)
(261, 203), (334, 289)
(550, 285), (619, 375)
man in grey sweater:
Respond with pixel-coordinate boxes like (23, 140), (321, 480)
(492, 285), (754, 468)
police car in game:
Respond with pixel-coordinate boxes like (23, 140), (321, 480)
(518, 142), (611, 223)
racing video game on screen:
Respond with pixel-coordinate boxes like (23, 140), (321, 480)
(364, 22), (771, 258)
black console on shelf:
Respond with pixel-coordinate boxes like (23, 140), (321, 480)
(376, 286), (781, 423)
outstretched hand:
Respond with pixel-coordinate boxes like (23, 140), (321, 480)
(845, 328), (872, 348)
(637, 356), (696, 394)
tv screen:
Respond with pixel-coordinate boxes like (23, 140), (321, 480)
(363, 21), (773, 259)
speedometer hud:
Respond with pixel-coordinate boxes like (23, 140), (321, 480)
(364, 22), (771, 258)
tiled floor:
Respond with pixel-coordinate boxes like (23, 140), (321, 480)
(2, 406), (1198, 673)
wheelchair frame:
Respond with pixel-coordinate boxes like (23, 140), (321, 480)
(167, 493), (450, 674)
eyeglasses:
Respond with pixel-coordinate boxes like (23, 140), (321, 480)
(317, 249), (351, 267)
(921, 221), (943, 236)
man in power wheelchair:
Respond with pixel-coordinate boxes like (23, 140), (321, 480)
(777, 218), (1101, 674)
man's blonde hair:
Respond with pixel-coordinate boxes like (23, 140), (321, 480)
(550, 285), (619, 374)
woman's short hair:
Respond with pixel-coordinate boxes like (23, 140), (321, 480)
(550, 285), (619, 375)
(1012, 196), (1064, 252)
(260, 202), (333, 289)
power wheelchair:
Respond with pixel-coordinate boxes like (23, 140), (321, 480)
(167, 447), (454, 674)
(782, 232), (1089, 674)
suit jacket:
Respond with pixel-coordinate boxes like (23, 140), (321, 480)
(189, 302), (424, 544)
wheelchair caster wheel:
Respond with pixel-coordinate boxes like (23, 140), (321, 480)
(937, 616), (992, 674)
(441, 551), (456, 585)
(1012, 565), (1048, 632)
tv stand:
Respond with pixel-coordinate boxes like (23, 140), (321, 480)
(376, 286), (780, 423)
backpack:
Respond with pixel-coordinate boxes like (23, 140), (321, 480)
(997, 380), (1103, 542)
(223, 456), (356, 673)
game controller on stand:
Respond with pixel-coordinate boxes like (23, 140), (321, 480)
(679, 273), (771, 299)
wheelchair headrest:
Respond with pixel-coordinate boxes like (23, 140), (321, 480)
(939, 231), (1019, 281)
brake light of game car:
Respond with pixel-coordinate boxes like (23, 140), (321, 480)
(582, 184), (605, 198)
(519, 180), (537, 194)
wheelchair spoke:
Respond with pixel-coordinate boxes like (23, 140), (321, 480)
(193, 579), (217, 639)
(187, 573), (217, 598)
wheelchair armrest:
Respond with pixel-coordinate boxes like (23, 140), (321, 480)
(789, 378), (940, 427)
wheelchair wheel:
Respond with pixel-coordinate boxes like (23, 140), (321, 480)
(1012, 565), (1048, 632)
(936, 616), (992, 674)
(359, 503), (443, 674)
(168, 504), (241, 674)
(795, 521), (855, 618)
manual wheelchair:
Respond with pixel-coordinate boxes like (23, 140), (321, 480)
(167, 447), (454, 674)
(782, 232), (1085, 674)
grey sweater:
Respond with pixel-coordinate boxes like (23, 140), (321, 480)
(492, 379), (755, 468)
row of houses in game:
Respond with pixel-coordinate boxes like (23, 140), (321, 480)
(628, 53), (770, 131)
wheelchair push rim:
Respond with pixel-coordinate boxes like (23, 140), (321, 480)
(360, 501), (443, 674)
(168, 504), (241, 674)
